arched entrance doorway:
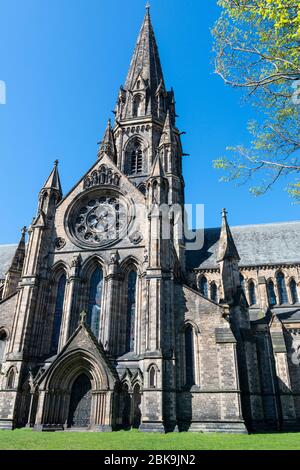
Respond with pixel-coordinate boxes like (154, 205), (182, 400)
(67, 374), (92, 428)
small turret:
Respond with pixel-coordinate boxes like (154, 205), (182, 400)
(158, 110), (178, 175)
(3, 227), (27, 298)
(147, 153), (168, 206)
(36, 160), (62, 224)
(42, 160), (62, 197)
(98, 119), (117, 162)
(159, 111), (175, 148)
(217, 209), (240, 303)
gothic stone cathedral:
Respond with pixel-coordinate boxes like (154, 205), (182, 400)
(0, 9), (300, 434)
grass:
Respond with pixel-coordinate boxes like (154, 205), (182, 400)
(0, 429), (300, 450)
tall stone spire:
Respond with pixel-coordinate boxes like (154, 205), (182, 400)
(98, 119), (116, 162)
(125, 6), (165, 99)
(3, 227), (27, 298)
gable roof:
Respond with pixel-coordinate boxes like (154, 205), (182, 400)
(186, 221), (300, 270)
(36, 321), (119, 388)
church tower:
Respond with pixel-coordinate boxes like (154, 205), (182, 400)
(113, 7), (184, 205)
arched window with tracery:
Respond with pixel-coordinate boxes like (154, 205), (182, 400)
(50, 273), (67, 355)
(185, 325), (195, 387)
(267, 280), (277, 306)
(149, 366), (156, 388)
(290, 279), (299, 304)
(199, 276), (208, 298)
(87, 266), (104, 339)
(125, 271), (137, 353)
(0, 330), (7, 369)
(7, 368), (15, 389)
(276, 272), (288, 304)
(130, 141), (143, 175)
(210, 282), (218, 303)
(248, 281), (257, 306)
(133, 94), (142, 117)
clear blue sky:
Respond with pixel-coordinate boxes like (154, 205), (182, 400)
(0, 0), (298, 244)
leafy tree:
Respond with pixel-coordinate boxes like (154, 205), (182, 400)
(212, 0), (300, 200)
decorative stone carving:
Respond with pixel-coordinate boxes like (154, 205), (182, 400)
(28, 368), (35, 393)
(55, 237), (66, 250)
(83, 165), (121, 190)
(71, 254), (82, 269)
(129, 231), (143, 245)
(143, 248), (149, 263)
(110, 250), (120, 265)
(79, 310), (87, 325)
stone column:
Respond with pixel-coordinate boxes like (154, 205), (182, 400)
(34, 389), (47, 430)
(59, 254), (82, 349)
(102, 251), (121, 354)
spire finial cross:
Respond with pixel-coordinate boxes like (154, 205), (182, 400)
(222, 208), (228, 218)
(146, 1), (150, 11)
(80, 310), (87, 325)
(54, 159), (59, 167)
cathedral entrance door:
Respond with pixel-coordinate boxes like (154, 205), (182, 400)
(68, 374), (92, 428)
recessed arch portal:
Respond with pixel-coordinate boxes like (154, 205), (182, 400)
(67, 373), (92, 429)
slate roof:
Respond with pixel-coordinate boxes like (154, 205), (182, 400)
(250, 306), (300, 324)
(186, 221), (300, 270)
(0, 244), (17, 279)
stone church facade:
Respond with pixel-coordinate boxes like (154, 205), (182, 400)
(0, 9), (300, 433)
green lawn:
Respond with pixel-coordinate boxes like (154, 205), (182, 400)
(0, 429), (300, 450)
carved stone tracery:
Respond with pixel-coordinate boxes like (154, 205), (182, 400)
(84, 165), (121, 190)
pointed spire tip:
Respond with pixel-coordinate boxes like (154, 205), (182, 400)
(222, 208), (228, 217)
